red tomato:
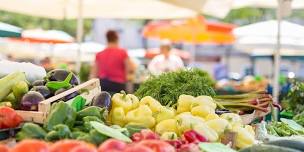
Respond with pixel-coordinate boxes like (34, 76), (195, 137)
(50, 140), (92, 152)
(138, 140), (176, 152)
(10, 139), (49, 152)
(0, 107), (23, 129)
(98, 139), (127, 152)
(70, 145), (97, 152)
(0, 144), (9, 152)
(124, 144), (153, 152)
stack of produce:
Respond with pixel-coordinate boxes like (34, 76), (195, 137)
(0, 68), (277, 152)
(109, 92), (257, 150)
(136, 69), (274, 116)
(0, 69), (80, 111)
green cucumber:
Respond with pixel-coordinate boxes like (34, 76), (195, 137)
(265, 140), (304, 151)
(12, 80), (29, 108)
(0, 72), (27, 102)
(239, 144), (301, 152)
(90, 121), (131, 142)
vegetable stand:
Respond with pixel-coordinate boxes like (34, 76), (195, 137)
(15, 78), (101, 123)
(1, 68), (300, 152)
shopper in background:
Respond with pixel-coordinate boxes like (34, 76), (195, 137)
(148, 40), (184, 75)
(213, 57), (228, 80)
(40, 57), (54, 72)
(91, 30), (135, 93)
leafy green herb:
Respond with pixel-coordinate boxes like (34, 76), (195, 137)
(135, 69), (215, 106)
(284, 81), (304, 115)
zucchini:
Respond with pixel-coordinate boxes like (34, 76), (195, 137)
(265, 140), (304, 151)
(12, 81), (29, 107)
(0, 72), (27, 102)
(239, 144), (301, 152)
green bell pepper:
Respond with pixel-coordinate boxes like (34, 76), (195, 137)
(77, 129), (108, 145)
(77, 106), (103, 120)
(45, 124), (72, 141)
(44, 101), (77, 131)
(16, 123), (47, 141)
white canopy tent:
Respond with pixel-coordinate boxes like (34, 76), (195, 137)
(233, 20), (304, 51)
(232, 0), (304, 9)
(0, 0), (198, 20)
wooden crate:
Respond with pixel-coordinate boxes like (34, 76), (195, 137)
(16, 78), (101, 124)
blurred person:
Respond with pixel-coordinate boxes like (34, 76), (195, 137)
(91, 30), (135, 93)
(6, 54), (15, 61)
(148, 40), (184, 75)
(213, 57), (228, 80)
(40, 57), (54, 72)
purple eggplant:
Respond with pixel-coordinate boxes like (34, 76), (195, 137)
(31, 86), (52, 98)
(90, 91), (112, 110)
(46, 69), (79, 86)
(55, 88), (79, 101)
(20, 91), (45, 111)
(32, 80), (46, 86)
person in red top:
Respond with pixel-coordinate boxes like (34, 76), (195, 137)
(91, 30), (135, 93)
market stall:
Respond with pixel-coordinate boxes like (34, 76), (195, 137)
(2, 62), (303, 152)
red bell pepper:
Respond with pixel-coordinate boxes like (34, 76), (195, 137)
(131, 129), (160, 142)
(124, 144), (153, 152)
(183, 130), (207, 143)
(166, 140), (186, 149)
(0, 107), (23, 129)
(137, 140), (176, 152)
(98, 139), (127, 152)
(177, 143), (201, 152)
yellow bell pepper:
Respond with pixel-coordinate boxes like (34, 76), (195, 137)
(192, 96), (217, 110)
(220, 113), (243, 126)
(155, 106), (176, 123)
(232, 125), (255, 149)
(160, 132), (178, 140)
(176, 95), (195, 113)
(139, 96), (162, 114)
(125, 105), (155, 128)
(244, 125), (255, 137)
(155, 119), (178, 135)
(205, 113), (220, 121)
(112, 92), (139, 113)
(193, 123), (219, 142)
(109, 107), (126, 127)
(175, 112), (205, 134)
(191, 105), (215, 118)
(205, 118), (231, 135)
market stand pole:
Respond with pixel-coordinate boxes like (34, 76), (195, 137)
(273, 0), (284, 121)
(76, 0), (83, 73)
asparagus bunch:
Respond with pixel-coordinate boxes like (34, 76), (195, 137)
(213, 91), (278, 114)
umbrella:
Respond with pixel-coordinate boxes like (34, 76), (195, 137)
(163, 0), (234, 18)
(143, 16), (235, 44)
(0, 0), (197, 19)
(233, 20), (304, 50)
(9, 29), (74, 43)
(232, 0), (304, 9)
(0, 22), (22, 37)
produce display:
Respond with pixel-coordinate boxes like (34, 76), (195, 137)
(1, 67), (303, 152)
(0, 69), (80, 111)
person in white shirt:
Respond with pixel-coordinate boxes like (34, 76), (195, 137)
(148, 40), (184, 75)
